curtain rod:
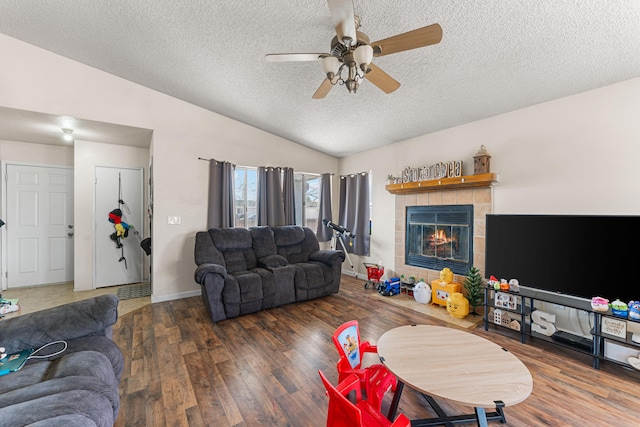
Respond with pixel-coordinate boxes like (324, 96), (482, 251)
(340, 170), (371, 178)
(199, 158), (333, 176)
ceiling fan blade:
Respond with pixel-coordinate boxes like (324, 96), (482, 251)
(265, 53), (327, 62)
(371, 23), (443, 57)
(327, 0), (357, 46)
(312, 78), (334, 99)
(365, 63), (401, 94)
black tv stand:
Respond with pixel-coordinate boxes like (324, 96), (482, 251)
(483, 285), (640, 371)
(551, 331), (593, 352)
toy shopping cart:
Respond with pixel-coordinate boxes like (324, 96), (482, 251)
(363, 263), (384, 289)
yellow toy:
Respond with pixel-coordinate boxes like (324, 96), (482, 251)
(431, 268), (461, 306)
(446, 292), (470, 318)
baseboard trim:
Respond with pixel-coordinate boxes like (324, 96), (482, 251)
(151, 289), (201, 303)
(341, 269), (367, 280)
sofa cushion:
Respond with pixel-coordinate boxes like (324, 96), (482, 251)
(273, 226), (319, 264)
(0, 389), (114, 427)
(211, 228), (252, 250)
(0, 295), (118, 355)
(0, 361), (51, 394)
(194, 231), (225, 266)
(250, 226), (277, 258)
(60, 336), (124, 381)
(0, 375), (119, 419)
(211, 228), (258, 272)
(27, 414), (99, 427)
(273, 226), (305, 246)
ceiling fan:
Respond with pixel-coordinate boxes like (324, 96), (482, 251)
(265, 0), (442, 99)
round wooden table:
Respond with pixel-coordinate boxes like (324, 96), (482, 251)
(377, 325), (533, 426)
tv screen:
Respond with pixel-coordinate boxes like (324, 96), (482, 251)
(485, 214), (640, 304)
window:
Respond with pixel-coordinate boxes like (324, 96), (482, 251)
(234, 167), (320, 231)
(234, 167), (257, 228)
(294, 173), (320, 230)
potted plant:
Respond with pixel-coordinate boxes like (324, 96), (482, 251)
(463, 266), (484, 315)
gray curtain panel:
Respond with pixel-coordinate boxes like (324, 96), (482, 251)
(316, 173), (333, 242)
(207, 160), (235, 229)
(338, 172), (370, 256)
(283, 167), (295, 225)
(257, 166), (286, 226)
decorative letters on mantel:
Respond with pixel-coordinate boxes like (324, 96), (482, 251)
(385, 172), (497, 194)
(388, 160), (463, 185)
(385, 146), (496, 194)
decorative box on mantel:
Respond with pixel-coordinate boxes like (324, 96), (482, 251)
(385, 172), (497, 194)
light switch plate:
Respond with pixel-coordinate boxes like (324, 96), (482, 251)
(168, 216), (181, 225)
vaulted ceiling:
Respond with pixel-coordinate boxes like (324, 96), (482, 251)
(1, 1), (639, 157)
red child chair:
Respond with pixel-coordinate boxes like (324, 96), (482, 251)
(318, 370), (410, 427)
(331, 320), (397, 411)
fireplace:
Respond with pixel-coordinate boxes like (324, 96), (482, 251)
(405, 205), (473, 275)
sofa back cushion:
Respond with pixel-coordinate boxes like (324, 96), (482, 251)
(249, 226), (277, 259)
(210, 228), (257, 273)
(273, 226), (320, 264)
(194, 231), (225, 266)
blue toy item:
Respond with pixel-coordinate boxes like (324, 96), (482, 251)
(611, 299), (629, 318)
(379, 277), (400, 296)
(629, 301), (640, 320)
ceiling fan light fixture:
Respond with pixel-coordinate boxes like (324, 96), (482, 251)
(354, 44), (373, 71)
(321, 56), (341, 79)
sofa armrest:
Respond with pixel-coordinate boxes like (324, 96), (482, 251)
(309, 249), (345, 265)
(194, 263), (227, 283)
(258, 255), (289, 269)
(0, 294), (119, 355)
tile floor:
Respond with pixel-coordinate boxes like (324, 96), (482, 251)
(1, 282), (151, 319)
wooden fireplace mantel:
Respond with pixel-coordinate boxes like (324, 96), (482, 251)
(385, 172), (497, 194)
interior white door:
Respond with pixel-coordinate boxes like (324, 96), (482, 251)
(6, 164), (74, 288)
(94, 167), (143, 288)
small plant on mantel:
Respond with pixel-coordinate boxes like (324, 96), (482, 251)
(464, 266), (485, 315)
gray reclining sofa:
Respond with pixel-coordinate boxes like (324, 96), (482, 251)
(194, 225), (345, 323)
(0, 295), (123, 427)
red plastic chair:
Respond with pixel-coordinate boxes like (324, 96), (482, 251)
(331, 320), (397, 411)
(319, 370), (410, 427)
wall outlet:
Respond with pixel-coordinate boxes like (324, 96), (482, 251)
(168, 216), (181, 225)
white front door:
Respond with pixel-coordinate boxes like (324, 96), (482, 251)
(5, 164), (74, 288)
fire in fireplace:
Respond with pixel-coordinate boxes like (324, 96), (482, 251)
(406, 205), (473, 275)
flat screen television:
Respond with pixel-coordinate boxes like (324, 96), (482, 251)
(485, 214), (640, 304)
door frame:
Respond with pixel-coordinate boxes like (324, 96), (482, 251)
(0, 160), (74, 291)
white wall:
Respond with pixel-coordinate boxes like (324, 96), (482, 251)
(0, 139), (73, 165)
(0, 34), (339, 301)
(74, 140), (150, 291)
(340, 77), (640, 277)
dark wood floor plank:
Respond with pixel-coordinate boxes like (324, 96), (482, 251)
(113, 275), (640, 426)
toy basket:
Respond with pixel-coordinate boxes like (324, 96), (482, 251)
(363, 263), (384, 289)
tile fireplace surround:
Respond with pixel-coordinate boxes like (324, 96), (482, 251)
(393, 187), (493, 284)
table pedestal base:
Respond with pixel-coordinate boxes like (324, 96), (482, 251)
(388, 382), (507, 427)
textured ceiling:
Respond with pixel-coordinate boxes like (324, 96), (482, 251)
(1, 1), (639, 157)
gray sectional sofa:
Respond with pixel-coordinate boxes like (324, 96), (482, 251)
(194, 225), (345, 323)
(0, 295), (123, 427)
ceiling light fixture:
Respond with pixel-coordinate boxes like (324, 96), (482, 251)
(321, 40), (374, 94)
(320, 16), (375, 94)
(62, 128), (74, 142)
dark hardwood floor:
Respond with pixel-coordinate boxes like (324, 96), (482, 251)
(112, 276), (640, 426)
